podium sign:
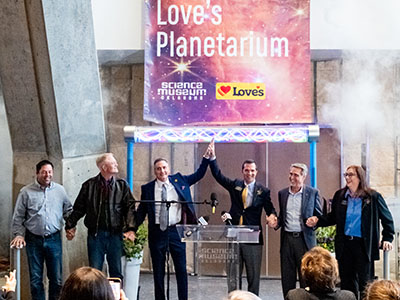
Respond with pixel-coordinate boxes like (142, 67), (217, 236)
(177, 225), (260, 280)
(177, 225), (260, 243)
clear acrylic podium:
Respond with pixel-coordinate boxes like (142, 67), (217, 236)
(177, 225), (259, 291)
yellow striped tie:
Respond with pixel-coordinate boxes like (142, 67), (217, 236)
(239, 185), (248, 225)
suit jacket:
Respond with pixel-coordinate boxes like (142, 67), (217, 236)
(277, 185), (322, 250)
(135, 157), (209, 232)
(317, 188), (395, 261)
(209, 159), (276, 245)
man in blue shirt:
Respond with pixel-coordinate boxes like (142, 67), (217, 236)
(11, 160), (72, 300)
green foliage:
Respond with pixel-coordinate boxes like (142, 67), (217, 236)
(123, 224), (148, 261)
(316, 226), (336, 253)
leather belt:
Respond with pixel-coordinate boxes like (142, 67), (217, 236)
(285, 231), (302, 238)
(44, 231), (60, 238)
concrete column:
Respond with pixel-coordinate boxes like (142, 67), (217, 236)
(0, 1), (106, 298)
(0, 83), (13, 259)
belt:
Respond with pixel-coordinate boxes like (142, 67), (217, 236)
(27, 230), (60, 239)
(345, 235), (362, 241)
(285, 231), (302, 238)
(44, 231), (60, 238)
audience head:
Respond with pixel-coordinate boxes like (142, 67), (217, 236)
(301, 246), (338, 292)
(363, 279), (400, 300)
(225, 290), (262, 300)
(59, 267), (114, 300)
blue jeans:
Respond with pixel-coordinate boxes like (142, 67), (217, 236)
(87, 230), (123, 280)
(25, 230), (62, 300)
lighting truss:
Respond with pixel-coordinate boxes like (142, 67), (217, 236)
(124, 125), (319, 143)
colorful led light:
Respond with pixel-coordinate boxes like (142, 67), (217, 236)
(124, 126), (317, 143)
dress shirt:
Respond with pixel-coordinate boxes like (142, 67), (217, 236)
(285, 186), (303, 232)
(244, 181), (256, 207)
(344, 190), (362, 237)
(12, 180), (72, 237)
(155, 179), (182, 226)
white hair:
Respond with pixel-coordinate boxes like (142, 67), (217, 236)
(290, 163), (308, 176)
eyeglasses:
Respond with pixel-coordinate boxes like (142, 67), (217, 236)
(343, 172), (356, 178)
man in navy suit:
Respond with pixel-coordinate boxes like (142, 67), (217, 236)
(134, 146), (211, 300)
(276, 163), (322, 298)
(208, 142), (277, 295)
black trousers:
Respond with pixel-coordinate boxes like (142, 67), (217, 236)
(280, 231), (308, 297)
(338, 238), (371, 300)
(227, 243), (263, 295)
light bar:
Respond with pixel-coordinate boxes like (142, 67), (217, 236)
(124, 125), (318, 143)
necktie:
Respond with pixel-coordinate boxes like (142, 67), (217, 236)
(159, 184), (168, 231)
(239, 185), (248, 225)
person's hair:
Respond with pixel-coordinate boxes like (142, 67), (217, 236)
(153, 158), (168, 166)
(59, 267), (114, 300)
(290, 163), (308, 177)
(36, 160), (54, 173)
(301, 246), (338, 292)
(241, 159), (257, 170)
(225, 290), (262, 300)
(96, 153), (114, 169)
(363, 279), (400, 300)
(346, 165), (373, 197)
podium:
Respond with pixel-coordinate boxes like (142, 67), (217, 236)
(177, 225), (259, 291)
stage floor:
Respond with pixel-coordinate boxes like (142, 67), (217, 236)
(138, 273), (284, 300)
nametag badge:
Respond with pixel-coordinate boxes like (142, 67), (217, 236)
(341, 200), (348, 205)
(235, 186), (242, 191)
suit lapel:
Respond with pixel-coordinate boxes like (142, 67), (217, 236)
(301, 186), (310, 216)
(149, 180), (156, 214)
(170, 176), (185, 202)
(282, 188), (289, 214)
(251, 183), (258, 207)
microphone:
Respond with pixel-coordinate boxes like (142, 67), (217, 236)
(221, 211), (232, 225)
(198, 215), (209, 225)
(185, 216), (209, 237)
(210, 192), (218, 214)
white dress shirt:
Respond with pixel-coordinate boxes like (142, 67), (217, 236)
(155, 179), (182, 226)
(285, 186), (303, 232)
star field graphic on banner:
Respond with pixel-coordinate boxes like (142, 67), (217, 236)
(144, 0), (311, 125)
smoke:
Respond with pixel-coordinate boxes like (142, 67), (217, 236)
(319, 50), (400, 144)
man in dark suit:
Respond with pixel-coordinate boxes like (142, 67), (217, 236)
(208, 142), (277, 295)
(276, 163), (322, 298)
(134, 146), (211, 300)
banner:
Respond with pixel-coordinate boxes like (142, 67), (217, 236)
(144, 0), (311, 125)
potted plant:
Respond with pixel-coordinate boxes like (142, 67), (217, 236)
(316, 226), (336, 253)
(121, 223), (148, 300)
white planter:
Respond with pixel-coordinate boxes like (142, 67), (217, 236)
(121, 252), (143, 300)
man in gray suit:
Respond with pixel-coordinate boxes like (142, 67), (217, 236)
(276, 163), (322, 297)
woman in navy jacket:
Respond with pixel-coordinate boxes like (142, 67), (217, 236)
(309, 165), (394, 299)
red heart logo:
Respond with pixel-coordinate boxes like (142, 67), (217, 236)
(256, 86), (260, 89)
(218, 85), (231, 96)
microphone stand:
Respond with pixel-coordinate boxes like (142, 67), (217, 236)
(135, 199), (215, 300)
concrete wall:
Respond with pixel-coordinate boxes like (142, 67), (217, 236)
(0, 83), (12, 258)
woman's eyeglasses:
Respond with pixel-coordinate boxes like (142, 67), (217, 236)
(343, 172), (356, 178)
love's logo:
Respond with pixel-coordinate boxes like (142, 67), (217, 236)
(217, 85), (231, 96)
(216, 83), (266, 100)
